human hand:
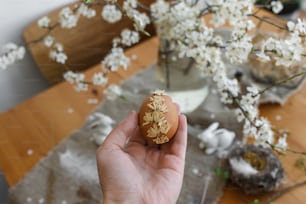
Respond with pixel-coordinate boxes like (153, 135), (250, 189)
(96, 110), (187, 204)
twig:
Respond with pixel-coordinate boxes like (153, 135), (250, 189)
(136, 2), (150, 12)
(249, 13), (287, 31)
(253, 71), (306, 97)
(26, 23), (59, 45)
(286, 148), (306, 156)
(183, 58), (195, 75)
(249, 13), (306, 38)
(230, 92), (260, 129)
(261, 179), (306, 204)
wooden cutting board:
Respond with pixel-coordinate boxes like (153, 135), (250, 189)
(23, 1), (155, 85)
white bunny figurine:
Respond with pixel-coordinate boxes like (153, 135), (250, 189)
(197, 122), (235, 155)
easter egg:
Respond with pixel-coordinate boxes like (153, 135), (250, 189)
(138, 91), (179, 144)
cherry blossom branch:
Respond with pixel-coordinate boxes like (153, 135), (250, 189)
(253, 71), (306, 97)
(249, 13), (287, 31)
(26, 23), (59, 45)
(249, 12), (306, 38)
(230, 92), (260, 129)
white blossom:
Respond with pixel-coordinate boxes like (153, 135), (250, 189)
(0, 43), (25, 70)
(254, 118), (274, 146)
(209, 0), (254, 27)
(102, 47), (130, 71)
(92, 72), (108, 86)
(75, 73), (88, 92)
(275, 135), (288, 151)
(63, 70), (76, 84)
(102, 4), (122, 23)
(271, 1), (283, 14)
(132, 12), (150, 31)
(123, 0), (150, 31)
(150, 0), (169, 22)
(123, 0), (137, 9)
(59, 7), (78, 29)
(63, 71), (88, 91)
(287, 19), (306, 35)
(54, 43), (64, 52)
(120, 29), (139, 46)
(75, 81), (88, 92)
(256, 51), (270, 62)
(37, 16), (51, 28)
(78, 3), (96, 18)
(260, 35), (304, 67)
(103, 84), (122, 100)
(44, 35), (54, 47)
(49, 50), (67, 64)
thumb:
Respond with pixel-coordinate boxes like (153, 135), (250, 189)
(103, 111), (138, 148)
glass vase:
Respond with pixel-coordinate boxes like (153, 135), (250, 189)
(156, 39), (209, 113)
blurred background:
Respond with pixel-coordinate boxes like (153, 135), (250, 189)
(0, 0), (75, 113)
(0, 1), (74, 203)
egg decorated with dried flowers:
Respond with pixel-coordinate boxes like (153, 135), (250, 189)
(138, 91), (179, 144)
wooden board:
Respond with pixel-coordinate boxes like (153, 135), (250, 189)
(0, 37), (159, 186)
(23, 1), (156, 85)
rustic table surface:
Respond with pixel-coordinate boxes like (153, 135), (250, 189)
(1, 7), (306, 203)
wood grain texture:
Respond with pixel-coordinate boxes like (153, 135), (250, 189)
(23, 1), (155, 85)
(0, 7), (305, 204)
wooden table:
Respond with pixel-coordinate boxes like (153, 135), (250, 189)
(1, 37), (306, 203)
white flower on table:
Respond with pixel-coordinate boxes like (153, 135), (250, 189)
(102, 4), (122, 24)
(50, 50), (67, 64)
(0, 43), (25, 70)
(102, 47), (130, 71)
(78, 3), (96, 18)
(59, 7), (78, 29)
(121, 29), (140, 46)
(74, 73), (88, 92)
(43, 35), (54, 47)
(37, 16), (51, 28)
(103, 84), (122, 101)
(63, 70), (76, 84)
(271, 1), (284, 14)
(92, 72), (108, 86)
(49, 43), (68, 64)
(63, 71), (88, 92)
(75, 81), (88, 92)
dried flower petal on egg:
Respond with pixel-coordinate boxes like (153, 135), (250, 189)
(139, 91), (179, 144)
